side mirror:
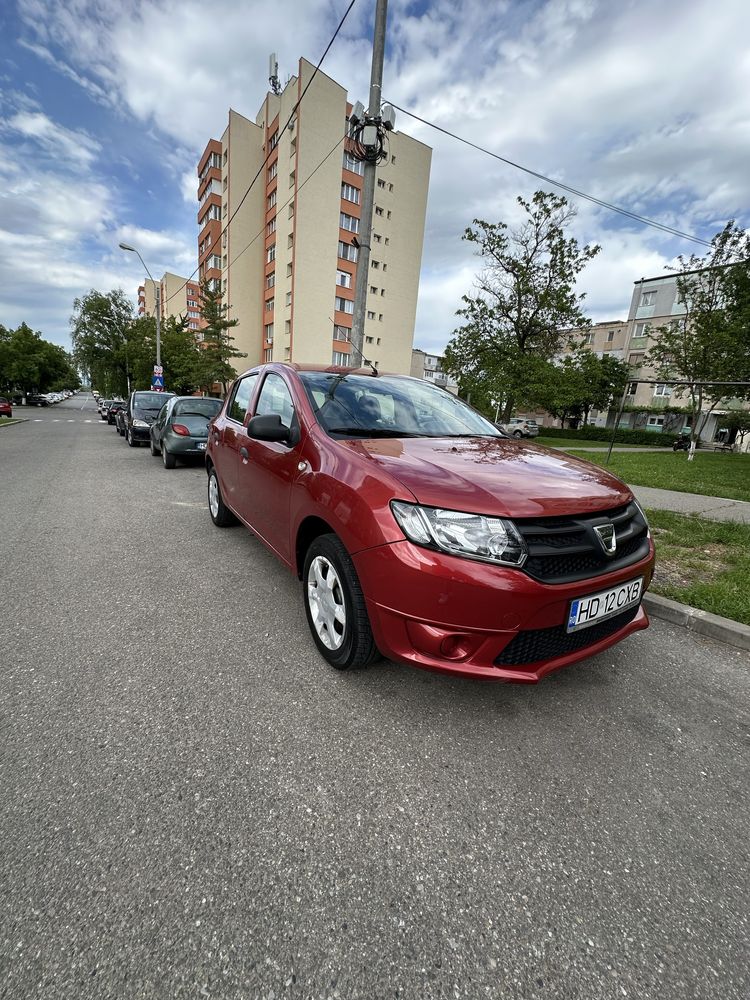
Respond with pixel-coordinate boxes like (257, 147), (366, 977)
(246, 413), (290, 442)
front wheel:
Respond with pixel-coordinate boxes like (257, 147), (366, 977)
(162, 446), (176, 469)
(127, 428), (138, 447)
(513, 430), (522, 438)
(303, 534), (379, 670)
(207, 468), (237, 527)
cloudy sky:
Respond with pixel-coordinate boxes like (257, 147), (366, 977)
(1, 0), (748, 355)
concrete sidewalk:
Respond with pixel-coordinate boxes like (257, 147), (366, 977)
(628, 484), (750, 523)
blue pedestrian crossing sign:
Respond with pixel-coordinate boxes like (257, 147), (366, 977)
(151, 375), (164, 390)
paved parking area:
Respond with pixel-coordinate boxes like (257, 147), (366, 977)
(1, 399), (748, 1000)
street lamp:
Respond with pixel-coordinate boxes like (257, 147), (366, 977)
(119, 241), (161, 370)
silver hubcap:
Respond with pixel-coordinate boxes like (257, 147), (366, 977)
(208, 475), (220, 517)
(307, 556), (346, 650)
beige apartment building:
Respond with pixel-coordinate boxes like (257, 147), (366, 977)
(196, 57), (432, 375)
(138, 274), (202, 333)
(410, 349), (459, 394)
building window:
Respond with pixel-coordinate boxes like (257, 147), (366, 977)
(287, 234), (293, 248)
(341, 183), (360, 204)
(388, 183), (393, 192)
(285, 319), (291, 335)
(370, 285), (377, 294)
(633, 322), (650, 339)
(289, 171), (295, 187)
(377, 337), (381, 344)
(334, 325), (350, 341)
(607, 330), (615, 342)
(373, 233), (381, 243)
(371, 260), (379, 269)
(286, 290), (292, 306)
(335, 296), (354, 314)
(264, 348), (273, 363)
(338, 240), (358, 262)
(267, 218), (276, 235)
(377, 178), (386, 189)
(627, 382), (637, 396)
(380, 288), (385, 296)
(378, 314), (383, 322)
(288, 203), (294, 218)
(366, 312), (375, 321)
(386, 210), (391, 220)
(384, 237), (389, 246)
(332, 350), (349, 366)
(264, 323), (274, 342)
(382, 263), (387, 272)
(340, 212), (359, 233)
(208, 255), (221, 270)
(647, 415), (665, 428)
(343, 152), (364, 175)
(337, 270), (352, 288)
(641, 290), (656, 306)
(375, 206), (383, 216)
(266, 272), (275, 289)
(654, 384), (671, 397)
(267, 244), (276, 263)
(628, 352), (644, 366)
(366, 335), (374, 343)
(286, 262), (293, 277)
(268, 130), (279, 150)
(268, 162), (277, 182)
(265, 298), (274, 311)
(267, 190), (277, 208)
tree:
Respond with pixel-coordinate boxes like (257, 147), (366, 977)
(646, 221), (750, 448)
(0, 322), (79, 395)
(198, 281), (246, 394)
(443, 191), (601, 421)
(70, 289), (135, 396)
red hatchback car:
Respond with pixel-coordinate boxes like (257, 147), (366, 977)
(206, 365), (654, 683)
(0, 397), (12, 418)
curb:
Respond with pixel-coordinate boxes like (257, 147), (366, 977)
(643, 593), (750, 653)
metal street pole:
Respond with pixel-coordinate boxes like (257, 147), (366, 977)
(119, 241), (161, 373)
(350, 0), (388, 366)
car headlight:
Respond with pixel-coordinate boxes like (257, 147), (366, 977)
(132, 419), (149, 428)
(391, 501), (527, 567)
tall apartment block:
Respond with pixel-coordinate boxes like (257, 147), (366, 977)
(138, 274), (203, 333)
(196, 57), (431, 374)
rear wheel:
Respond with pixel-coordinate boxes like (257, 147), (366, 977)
(150, 437), (160, 456)
(207, 467), (237, 527)
(303, 534), (379, 670)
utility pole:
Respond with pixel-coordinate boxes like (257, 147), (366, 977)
(350, 0), (388, 367)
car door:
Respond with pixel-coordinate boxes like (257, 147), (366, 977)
(152, 399), (171, 448)
(212, 374), (258, 509)
(235, 371), (301, 565)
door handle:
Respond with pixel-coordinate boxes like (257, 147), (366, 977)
(239, 447), (249, 460)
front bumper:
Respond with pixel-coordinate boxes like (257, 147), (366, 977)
(129, 424), (152, 442)
(352, 538), (654, 683)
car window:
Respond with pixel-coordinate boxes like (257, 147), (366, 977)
(228, 374), (258, 423)
(254, 373), (294, 426)
(174, 398), (222, 419)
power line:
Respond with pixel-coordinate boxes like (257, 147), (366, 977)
(386, 100), (715, 249)
(163, 0), (357, 308)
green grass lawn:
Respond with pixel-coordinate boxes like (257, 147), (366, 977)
(647, 509), (750, 625)
(568, 450), (750, 502)
(0, 417), (22, 427)
(535, 435), (652, 449)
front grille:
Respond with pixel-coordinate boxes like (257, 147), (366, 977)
(495, 606), (640, 667)
(517, 502), (650, 585)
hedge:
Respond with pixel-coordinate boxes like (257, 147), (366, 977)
(537, 425), (677, 446)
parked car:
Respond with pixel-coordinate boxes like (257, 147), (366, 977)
(205, 364), (654, 684)
(106, 400), (127, 425)
(114, 405), (127, 436)
(497, 417), (539, 438)
(149, 396), (223, 468)
(0, 397), (12, 418)
(26, 394), (49, 407)
(121, 390), (176, 446)
(99, 399), (114, 420)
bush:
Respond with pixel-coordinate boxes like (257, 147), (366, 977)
(538, 425), (676, 446)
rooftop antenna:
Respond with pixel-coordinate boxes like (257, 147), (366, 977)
(269, 53), (281, 96)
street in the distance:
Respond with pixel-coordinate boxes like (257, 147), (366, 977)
(0, 397), (748, 1000)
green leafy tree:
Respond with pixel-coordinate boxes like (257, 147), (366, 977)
(647, 221), (750, 447)
(0, 322), (79, 395)
(198, 281), (246, 394)
(444, 191), (601, 421)
(70, 290), (135, 396)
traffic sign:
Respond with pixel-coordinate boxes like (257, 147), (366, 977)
(151, 375), (164, 390)
(153, 365), (163, 375)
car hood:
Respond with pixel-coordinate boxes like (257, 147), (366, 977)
(341, 437), (632, 519)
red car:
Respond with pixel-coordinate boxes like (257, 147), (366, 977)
(206, 365), (654, 683)
(0, 397), (12, 418)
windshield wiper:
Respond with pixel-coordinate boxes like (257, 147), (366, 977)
(327, 426), (423, 438)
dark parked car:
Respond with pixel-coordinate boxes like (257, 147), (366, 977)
(26, 394), (49, 407)
(149, 396), (223, 468)
(205, 364), (655, 684)
(121, 390), (175, 446)
(99, 399), (114, 420)
(0, 397), (12, 418)
(106, 400), (127, 425)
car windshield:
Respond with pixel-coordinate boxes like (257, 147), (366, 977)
(299, 372), (501, 439)
(173, 399), (222, 419)
(133, 393), (173, 414)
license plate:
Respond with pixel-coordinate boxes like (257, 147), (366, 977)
(197, 442), (207, 451)
(566, 577), (643, 633)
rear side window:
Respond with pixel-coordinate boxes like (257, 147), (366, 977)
(228, 374), (258, 424)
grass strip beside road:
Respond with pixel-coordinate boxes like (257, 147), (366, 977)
(0, 418), (23, 427)
(567, 450), (750, 502)
(647, 509), (750, 625)
(536, 435), (650, 449)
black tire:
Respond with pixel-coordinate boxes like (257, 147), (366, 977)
(127, 428), (138, 447)
(162, 446), (176, 469)
(207, 467), (237, 527)
(513, 430), (522, 438)
(302, 534), (379, 670)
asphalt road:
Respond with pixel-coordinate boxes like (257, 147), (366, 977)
(1, 395), (748, 1000)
